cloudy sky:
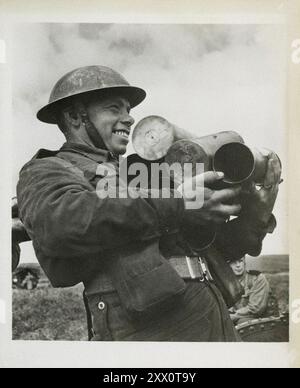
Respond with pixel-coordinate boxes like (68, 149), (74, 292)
(11, 23), (288, 260)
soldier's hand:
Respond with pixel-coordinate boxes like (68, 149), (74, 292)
(241, 151), (282, 223)
(179, 171), (242, 227)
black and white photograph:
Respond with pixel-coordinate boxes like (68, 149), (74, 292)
(10, 21), (289, 342)
(1, 0), (300, 369)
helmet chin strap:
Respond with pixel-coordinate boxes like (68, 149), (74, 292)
(83, 115), (108, 151)
(74, 101), (108, 151)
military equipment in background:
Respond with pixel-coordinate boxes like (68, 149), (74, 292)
(236, 314), (289, 342)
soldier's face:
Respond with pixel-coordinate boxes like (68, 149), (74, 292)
(230, 258), (246, 276)
(86, 96), (135, 155)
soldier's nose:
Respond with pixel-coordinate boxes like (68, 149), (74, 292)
(121, 113), (135, 127)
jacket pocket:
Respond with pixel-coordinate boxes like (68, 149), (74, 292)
(110, 240), (186, 321)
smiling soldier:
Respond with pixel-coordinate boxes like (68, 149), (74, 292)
(17, 65), (281, 341)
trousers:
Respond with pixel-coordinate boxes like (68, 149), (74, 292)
(86, 279), (240, 342)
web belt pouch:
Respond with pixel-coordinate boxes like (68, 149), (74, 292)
(109, 240), (187, 321)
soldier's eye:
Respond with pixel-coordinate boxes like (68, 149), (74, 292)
(109, 105), (120, 110)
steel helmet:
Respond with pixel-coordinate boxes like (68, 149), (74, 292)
(37, 65), (146, 124)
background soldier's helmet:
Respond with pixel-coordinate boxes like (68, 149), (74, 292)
(37, 65), (146, 124)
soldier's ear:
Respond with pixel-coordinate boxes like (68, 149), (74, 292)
(62, 107), (81, 128)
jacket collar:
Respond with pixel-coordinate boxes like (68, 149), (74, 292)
(60, 142), (119, 164)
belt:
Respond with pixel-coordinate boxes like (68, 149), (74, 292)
(169, 256), (213, 282)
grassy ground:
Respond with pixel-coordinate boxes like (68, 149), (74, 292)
(12, 284), (88, 341)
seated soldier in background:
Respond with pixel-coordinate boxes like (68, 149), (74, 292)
(229, 257), (279, 325)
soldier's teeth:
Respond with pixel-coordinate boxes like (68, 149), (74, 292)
(115, 131), (128, 137)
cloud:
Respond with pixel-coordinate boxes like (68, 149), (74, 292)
(109, 37), (149, 56)
(78, 23), (113, 40)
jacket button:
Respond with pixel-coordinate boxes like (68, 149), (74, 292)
(98, 301), (106, 310)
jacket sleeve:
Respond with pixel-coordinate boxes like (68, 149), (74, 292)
(17, 157), (184, 258)
(235, 274), (270, 317)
